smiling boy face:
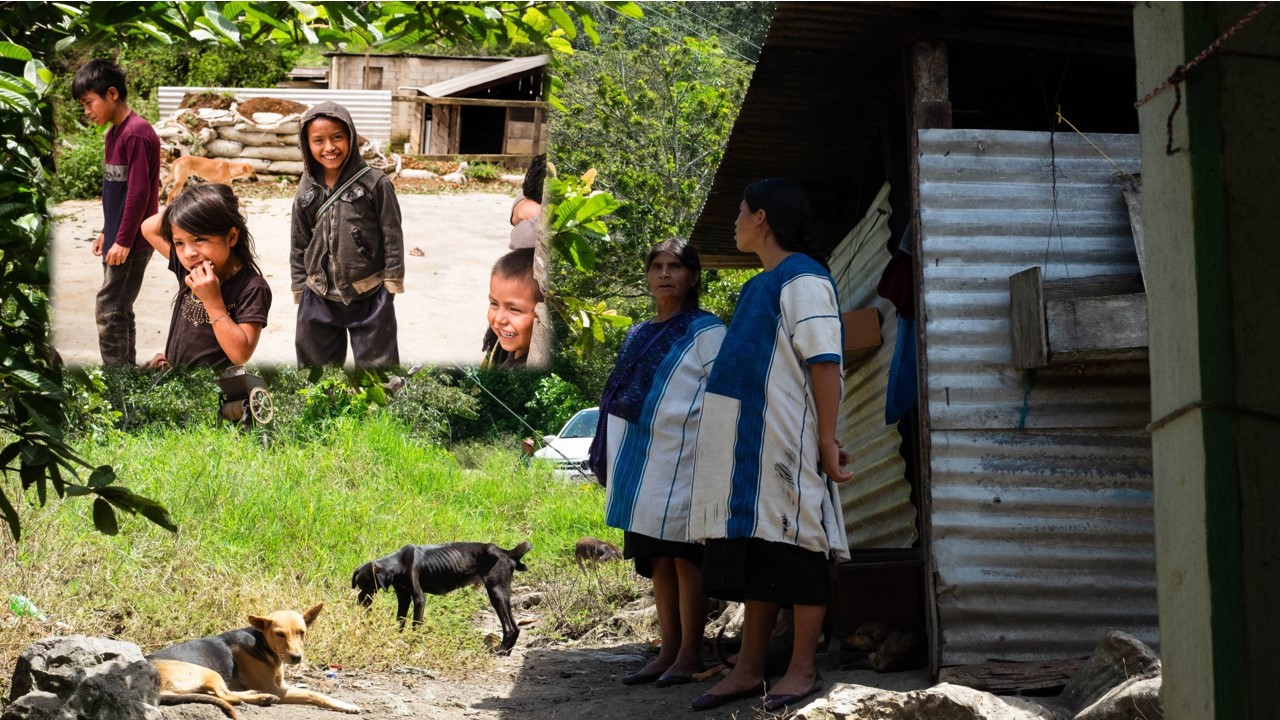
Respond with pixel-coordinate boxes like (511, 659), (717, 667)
(306, 116), (350, 183)
(488, 274), (538, 359)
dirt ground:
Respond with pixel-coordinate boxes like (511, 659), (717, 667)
(49, 189), (520, 369)
(159, 639), (929, 720)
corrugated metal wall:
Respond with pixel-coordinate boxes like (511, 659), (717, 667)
(917, 129), (1157, 665)
(830, 182), (918, 549)
(158, 87), (393, 144)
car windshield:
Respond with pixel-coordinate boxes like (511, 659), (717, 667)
(558, 408), (599, 439)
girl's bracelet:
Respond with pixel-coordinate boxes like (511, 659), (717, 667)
(210, 313), (230, 326)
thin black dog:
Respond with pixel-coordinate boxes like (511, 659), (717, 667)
(351, 541), (532, 653)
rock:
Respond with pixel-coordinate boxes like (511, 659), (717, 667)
(1058, 632), (1161, 715)
(795, 682), (1067, 720)
(5, 635), (162, 720)
(1073, 675), (1162, 720)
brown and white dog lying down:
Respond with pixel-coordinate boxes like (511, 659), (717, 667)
(147, 603), (360, 718)
(165, 155), (259, 204)
(352, 541), (532, 654)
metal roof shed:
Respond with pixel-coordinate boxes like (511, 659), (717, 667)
(689, 2), (1154, 674)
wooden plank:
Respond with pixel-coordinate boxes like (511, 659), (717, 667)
(909, 37), (951, 681)
(1041, 273), (1145, 302)
(1009, 267), (1049, 371)
(938, 658), (1086, 695)
(394, 95), (550, 108)
(1046, 292), (1149, 354)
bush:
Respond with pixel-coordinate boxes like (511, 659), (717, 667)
(51, 128), (105, 201)
(527, 373), (590, 434)
(464, 162), (502, 182)
(60, 366), (481, 447)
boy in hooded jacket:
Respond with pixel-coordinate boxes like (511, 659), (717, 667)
(291, 101), (404, 368)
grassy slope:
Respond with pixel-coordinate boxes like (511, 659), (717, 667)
(0, 417), (635, 684)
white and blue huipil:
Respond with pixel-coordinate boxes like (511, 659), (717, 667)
(603, 310), (727, 542)
(690, 253), (852, 560)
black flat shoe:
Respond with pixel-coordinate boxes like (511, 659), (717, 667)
(762, 674), (824, 712)
(690, 682), (766, 711)
(621, 670), (663, 686)
(655, 673), (693, 688)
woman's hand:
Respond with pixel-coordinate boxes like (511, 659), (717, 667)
(185, 260), (223, 307)
(820, 438), (854, 483)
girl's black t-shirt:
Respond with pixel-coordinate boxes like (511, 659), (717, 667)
(165, 253), (272, 369)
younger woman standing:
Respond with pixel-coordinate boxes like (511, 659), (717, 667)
(689, 178), (852, 713)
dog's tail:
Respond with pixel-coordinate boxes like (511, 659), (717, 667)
(506, 540), (533, 571)
(160, 692), (237, 719)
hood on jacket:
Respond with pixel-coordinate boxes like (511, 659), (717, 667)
(299, 101), (368, 188)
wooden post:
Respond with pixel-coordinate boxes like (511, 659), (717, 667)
(906, 38), (950, 680)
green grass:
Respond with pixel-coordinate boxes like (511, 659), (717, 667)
(0, 416), (638, 684)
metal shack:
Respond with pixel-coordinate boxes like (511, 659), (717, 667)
(690, 2), (1155, 674)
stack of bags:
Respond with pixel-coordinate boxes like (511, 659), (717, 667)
(154, 94), (394, 179)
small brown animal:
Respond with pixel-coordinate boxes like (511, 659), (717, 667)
(148, 603), (359, 717)
(574, 537), (621, 570)
(165, 155), (259, 204)
(848, 621), (926, 672)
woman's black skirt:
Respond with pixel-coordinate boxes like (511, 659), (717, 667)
(701, 537), (831, 606)
(623, 531), (704, 579)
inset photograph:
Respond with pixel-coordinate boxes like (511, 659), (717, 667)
(50, 50), (550, 371)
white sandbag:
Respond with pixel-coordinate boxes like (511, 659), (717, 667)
(259, 160), (306, 176)
(197, 108), (237, 127)
(204, 138), (245, 157)
(399, 168), (438, 180)
(238, 145), (304, 161)
(234, 120), (302, 136)
(192, 125), (217, 147)
(216, 126), (295, 147)
(251, 111), (284, 125)
(155, 125), (194, 144)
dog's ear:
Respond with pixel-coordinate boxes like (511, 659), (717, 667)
(303, 603), (324, 626)
(247, 614), (270, 631)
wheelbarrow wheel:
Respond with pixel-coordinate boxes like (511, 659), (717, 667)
(248, 386), (274, 425)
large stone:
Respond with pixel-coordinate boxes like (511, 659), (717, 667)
(795, 682), (1067, 720)
(1073, 675), (1163, 720)
(1058, 632), (1161, 715)
(4, 635), (162, 720)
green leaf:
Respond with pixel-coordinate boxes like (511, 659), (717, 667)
(546, 7), (577, 40)
(545, 36), (573, 55)
(87, 465), (115, 488)
(0, 42), (32, 62)
(93, 498), (119, 535)
(131, 21), (174, 43)
(604, 1), (644, 20)
(286, 0), (319, 21)
(0, 489), (19, 541)
(23, 60), (52, 93)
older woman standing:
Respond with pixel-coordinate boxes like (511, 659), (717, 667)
(589, 238), (726, 687)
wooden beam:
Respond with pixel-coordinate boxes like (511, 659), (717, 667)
(1009, 267), (1048, 371)
(394, 95), (550, 109)
(908, 37), (951, 681)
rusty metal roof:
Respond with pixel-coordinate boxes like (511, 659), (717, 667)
(690, 1), (1134, 267)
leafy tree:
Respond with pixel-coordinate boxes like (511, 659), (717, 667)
(575, 1), (774, 63)
(0, 0), (638, 540)
(546, 27), (752, 393)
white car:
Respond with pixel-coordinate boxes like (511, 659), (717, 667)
(534, 407), (599, 480)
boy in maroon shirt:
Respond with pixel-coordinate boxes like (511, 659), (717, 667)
(72, 59), (160, 366)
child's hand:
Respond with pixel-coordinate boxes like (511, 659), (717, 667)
(141, 353), (170, 371)
(104, 242), (130, 266)
(820, 438), (854, 483)
(185, 260), (223, 306)
(92, 233), (104, 257)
